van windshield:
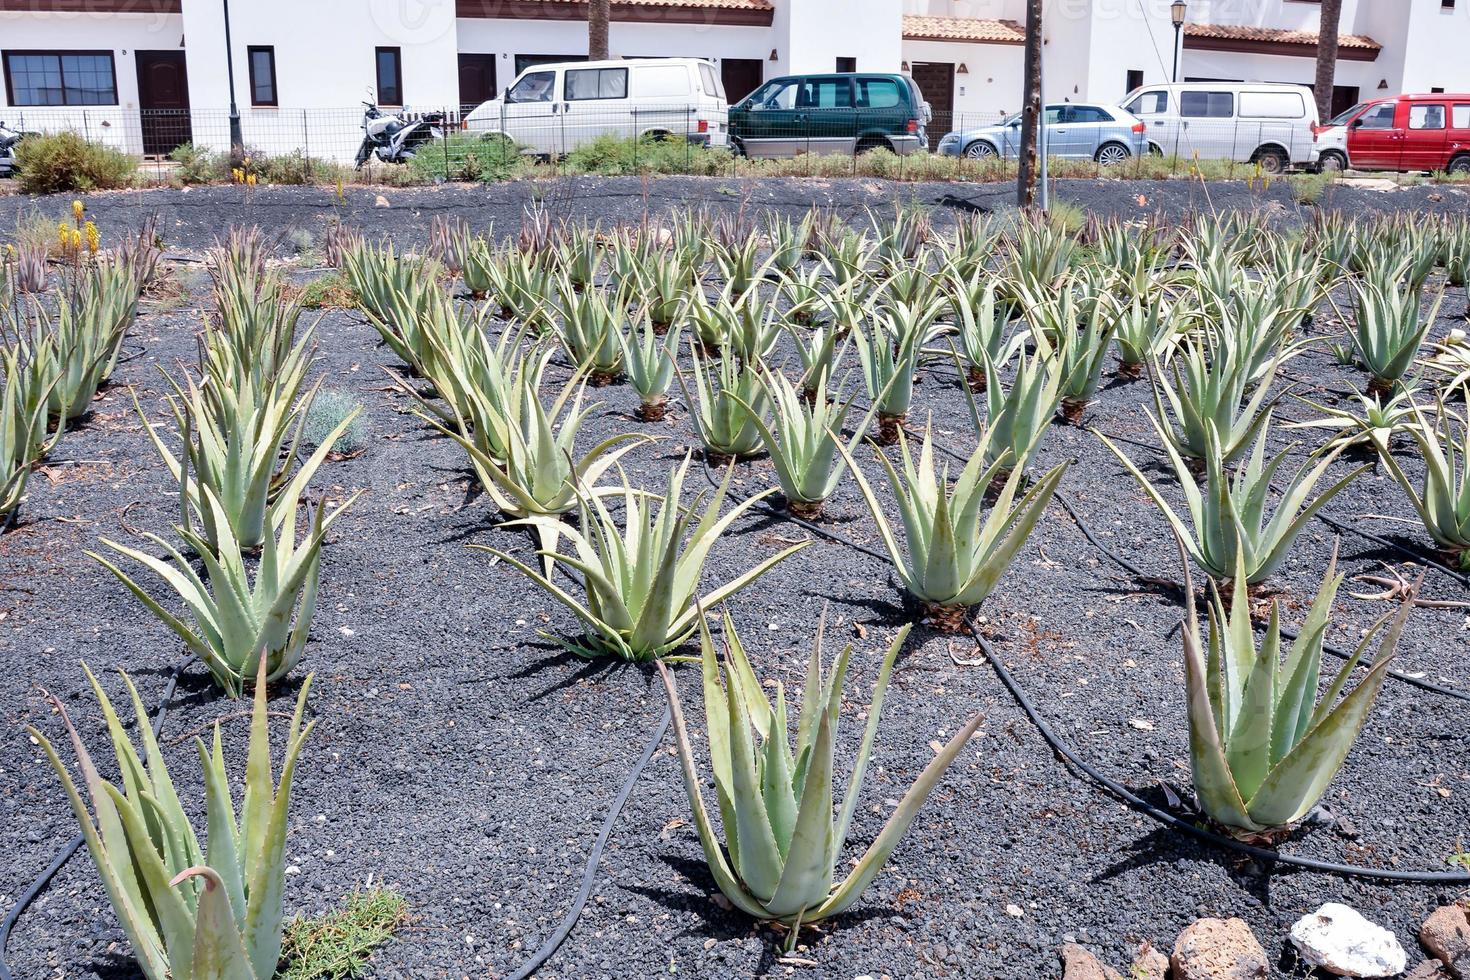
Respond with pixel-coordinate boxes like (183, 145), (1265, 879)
(1328, 102), (1367, 126)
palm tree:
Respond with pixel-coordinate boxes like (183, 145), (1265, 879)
(589, 0), (611, 60)
(1313, 0), (1342, 120)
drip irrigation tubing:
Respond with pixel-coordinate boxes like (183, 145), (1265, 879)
(0, 655), (195, 980)
(696, 454), (1470, 883)
(504, 704), (672, 980)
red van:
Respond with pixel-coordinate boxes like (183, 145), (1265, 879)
(1334, 94), (1470, 174)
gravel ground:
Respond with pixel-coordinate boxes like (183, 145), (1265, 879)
(1, 178), (1469, 979)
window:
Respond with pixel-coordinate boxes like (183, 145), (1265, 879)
(1126, 90), (1168, 116)
(375, 46), (402, 105)
(1044, 105), (1063, 124)
(565, 66), (627, 100)
(1328, 102), (1367, 126)
(1432, 86), (1446, 93)
(749, 78), (798, 110)
(1410, 103), (1447, 129)
(1125, 69), (1144, 93)
(1454, 104), (1470, 130)
(1238, 91), (1305, 118)
(1356, 103), (1396, 129)
(634, 64), (688, 99)
(835, 57), (856, 73)
(697, 62), (722, 98)
(853, 77), (901, 108)
(2, 51), (117, 106)
(1179, 90), (1234, 118)
(800, 78), (852, 109)
(1069, 105), (1112, 123)
(507, 70), (555, 104)
(247, 46), (277, 106)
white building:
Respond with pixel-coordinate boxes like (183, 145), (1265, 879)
(2, 0), (1468, 160)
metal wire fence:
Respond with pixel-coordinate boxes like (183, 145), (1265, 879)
(1, 103), (1332, 186)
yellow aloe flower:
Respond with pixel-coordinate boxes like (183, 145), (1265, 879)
(72, 199), (84, 221)
(85, 221), (100, 254)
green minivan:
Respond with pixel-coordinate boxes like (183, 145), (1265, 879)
(728, 72), (930, 158)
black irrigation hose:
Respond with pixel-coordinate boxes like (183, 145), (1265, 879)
(967, 623), (1470, 884)
(504, 704), (671, 980)
(1052, 487), (1470, 704)
(0, 655), (195, 980)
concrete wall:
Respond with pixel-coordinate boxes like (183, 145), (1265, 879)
(783, 0), (902, 75)
(901, 39), (1019, 120)
(0, 11), (185, 155)
(179, 0), (461, 159)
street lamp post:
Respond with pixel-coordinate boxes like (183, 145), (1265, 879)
(1171, 0), (1188, 83)
(222, 0), (243, 160)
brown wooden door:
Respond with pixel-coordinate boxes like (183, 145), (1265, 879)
(458, 53), (497, 113)
(721, 58), (763, 105)
(908, 62), (954, 150)
(136, 50), (191, 156)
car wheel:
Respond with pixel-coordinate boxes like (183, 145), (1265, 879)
(1317, 151), (1347, 174)
(1448, 154), (1470, 175)
(855, 136), (889, 155)
(1253, 147), (1288, 175)
(1094, 142), (1130, 166)
(964, 141), (997, 160)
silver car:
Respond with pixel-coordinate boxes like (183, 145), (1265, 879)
(937, 103), (1146, 164)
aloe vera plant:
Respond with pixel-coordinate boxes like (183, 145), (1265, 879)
(1101, 418), (1367, 585)
(739, 369), (876, 519)
(1151, 329), (1281, 465)
(432, 366), (649, 558)
(30, 659), (314, 978)
(1177, 540), (1416, 835)
(855, 300), (942, 444)
(1285, 384), (1421, 452)
(969, 344), (1063, 479)
(483, 458), (808, 660)
(1032, 292), (1119, 424)
(1373, 386), (1470, 568)
(840, 421), (1067, 630)
(554, 276), (627, 383)
(657, 609), (983, 950)
(143, 362), (354, 554)
(680, 342), (771, 462)
(1345, 279), (1445, 395)
(0, 346), (58, 519)
(90, 487), (358, 697)
(620, 309), (681, 421)
(944, 269), (1019, 392)
(1113, 294), (1185, 379)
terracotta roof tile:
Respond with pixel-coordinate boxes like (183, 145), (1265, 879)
(901, 15), (1025, 45)
(1184, 22), (1381, 53)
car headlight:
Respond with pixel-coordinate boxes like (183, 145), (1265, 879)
(939, 133), (959, 146)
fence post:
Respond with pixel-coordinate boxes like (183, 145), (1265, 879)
(685, 105), (691, 175)
(500, 99), (508, 173)
(301, 110), (310, 184)
(442, 107), (450, 180)
(633, 107), (639, 170)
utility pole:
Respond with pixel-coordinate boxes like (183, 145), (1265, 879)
(1016, 0), (1043, 209)
(589, 0), (611, 60)
(222, 0), (243, 161)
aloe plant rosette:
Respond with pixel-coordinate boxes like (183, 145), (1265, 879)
(1177, 540), (1417, 836)
(657, 610), (984, 950)
(29, 659), (314, 979)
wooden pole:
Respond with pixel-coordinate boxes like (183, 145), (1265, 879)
(1017, 0), (1043, 208)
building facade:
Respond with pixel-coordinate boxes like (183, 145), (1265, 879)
(2, 0), (1469, 160)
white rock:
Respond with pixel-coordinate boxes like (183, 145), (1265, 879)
(1288, 902), (1406, 978)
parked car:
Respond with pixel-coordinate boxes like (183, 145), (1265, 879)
(728, 73), (929, 158)
(1120, 82), (1319, 173)
(936, 103), (1146, 163)
(461, 58), (728, 156)
(1320, 93), (1470, 174)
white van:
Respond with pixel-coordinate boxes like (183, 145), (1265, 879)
(462, 58), (728, 156)
(1119, 82), (1319, 172)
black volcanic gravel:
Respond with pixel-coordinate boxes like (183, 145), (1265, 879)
(1, 177), (1468, 979)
